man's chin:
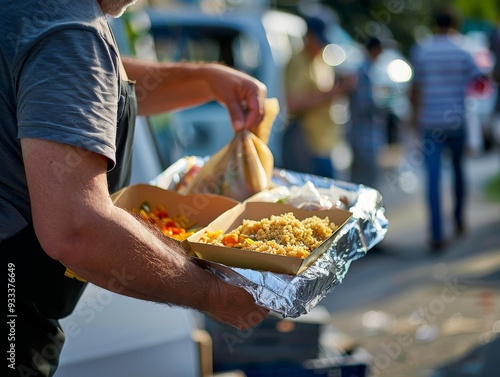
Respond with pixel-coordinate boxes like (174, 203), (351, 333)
(107, 9), (127, 18)
(100, 0), (137, 18)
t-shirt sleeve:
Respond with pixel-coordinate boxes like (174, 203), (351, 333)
(16, 27), (119, 166)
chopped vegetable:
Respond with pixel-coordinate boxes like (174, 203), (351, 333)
(132, 201), (197, 241)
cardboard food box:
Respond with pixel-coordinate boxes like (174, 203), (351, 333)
(185, 202), (353, 275)
(111, 183), (240, 232)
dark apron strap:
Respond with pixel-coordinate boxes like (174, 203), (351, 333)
(107, 79), (137, 194)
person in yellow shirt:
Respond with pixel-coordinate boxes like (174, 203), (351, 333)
(283, 14), (351, 177)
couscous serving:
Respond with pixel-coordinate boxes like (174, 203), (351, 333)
(198, 212), (338, 259)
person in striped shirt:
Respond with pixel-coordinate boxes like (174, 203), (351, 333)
(409, 6), (488, 251)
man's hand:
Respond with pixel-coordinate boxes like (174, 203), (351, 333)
(204, 64), (268, 133)
(203, 276), (269, 330)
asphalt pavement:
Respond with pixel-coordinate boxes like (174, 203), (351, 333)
(319, 146), (500, 377)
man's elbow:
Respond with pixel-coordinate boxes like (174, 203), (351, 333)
(34, 218), (92, 264)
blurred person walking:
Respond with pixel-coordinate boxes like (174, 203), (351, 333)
(409, 6), (488, 251)
(282, 14), (352, 178)
(348, 37), (386, 189)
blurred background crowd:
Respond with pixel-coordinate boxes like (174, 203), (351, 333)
(118, 0), (499, 189)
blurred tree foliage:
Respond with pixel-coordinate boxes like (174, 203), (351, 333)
(277, 0), (498, 57)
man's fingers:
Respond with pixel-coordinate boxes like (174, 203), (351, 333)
(244, 95), (266, 132)
(226, 100), (246, 131)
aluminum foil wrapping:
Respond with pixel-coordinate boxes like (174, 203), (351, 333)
(152, 157), (389, 318)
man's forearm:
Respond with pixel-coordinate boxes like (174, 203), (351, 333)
(122, 58), (215, 115)
(59, 203), (214, 312)
(59, 204), (267, 329)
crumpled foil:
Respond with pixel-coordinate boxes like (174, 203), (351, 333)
(151, 157), (389, 318)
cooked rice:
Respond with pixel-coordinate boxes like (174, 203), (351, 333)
(199, 212), (338, 259)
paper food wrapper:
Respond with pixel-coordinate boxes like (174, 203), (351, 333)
(181, 98), (279, 202)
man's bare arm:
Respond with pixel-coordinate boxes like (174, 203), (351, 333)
(22, 138), (267, 329)
(122, 58), (267, 132)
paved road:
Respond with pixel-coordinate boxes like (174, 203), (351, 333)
(319, 148), (500, 376)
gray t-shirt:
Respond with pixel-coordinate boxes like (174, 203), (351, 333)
(0, 0), (121, 240)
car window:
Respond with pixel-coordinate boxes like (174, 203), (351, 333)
(150, 24), (262, 79)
